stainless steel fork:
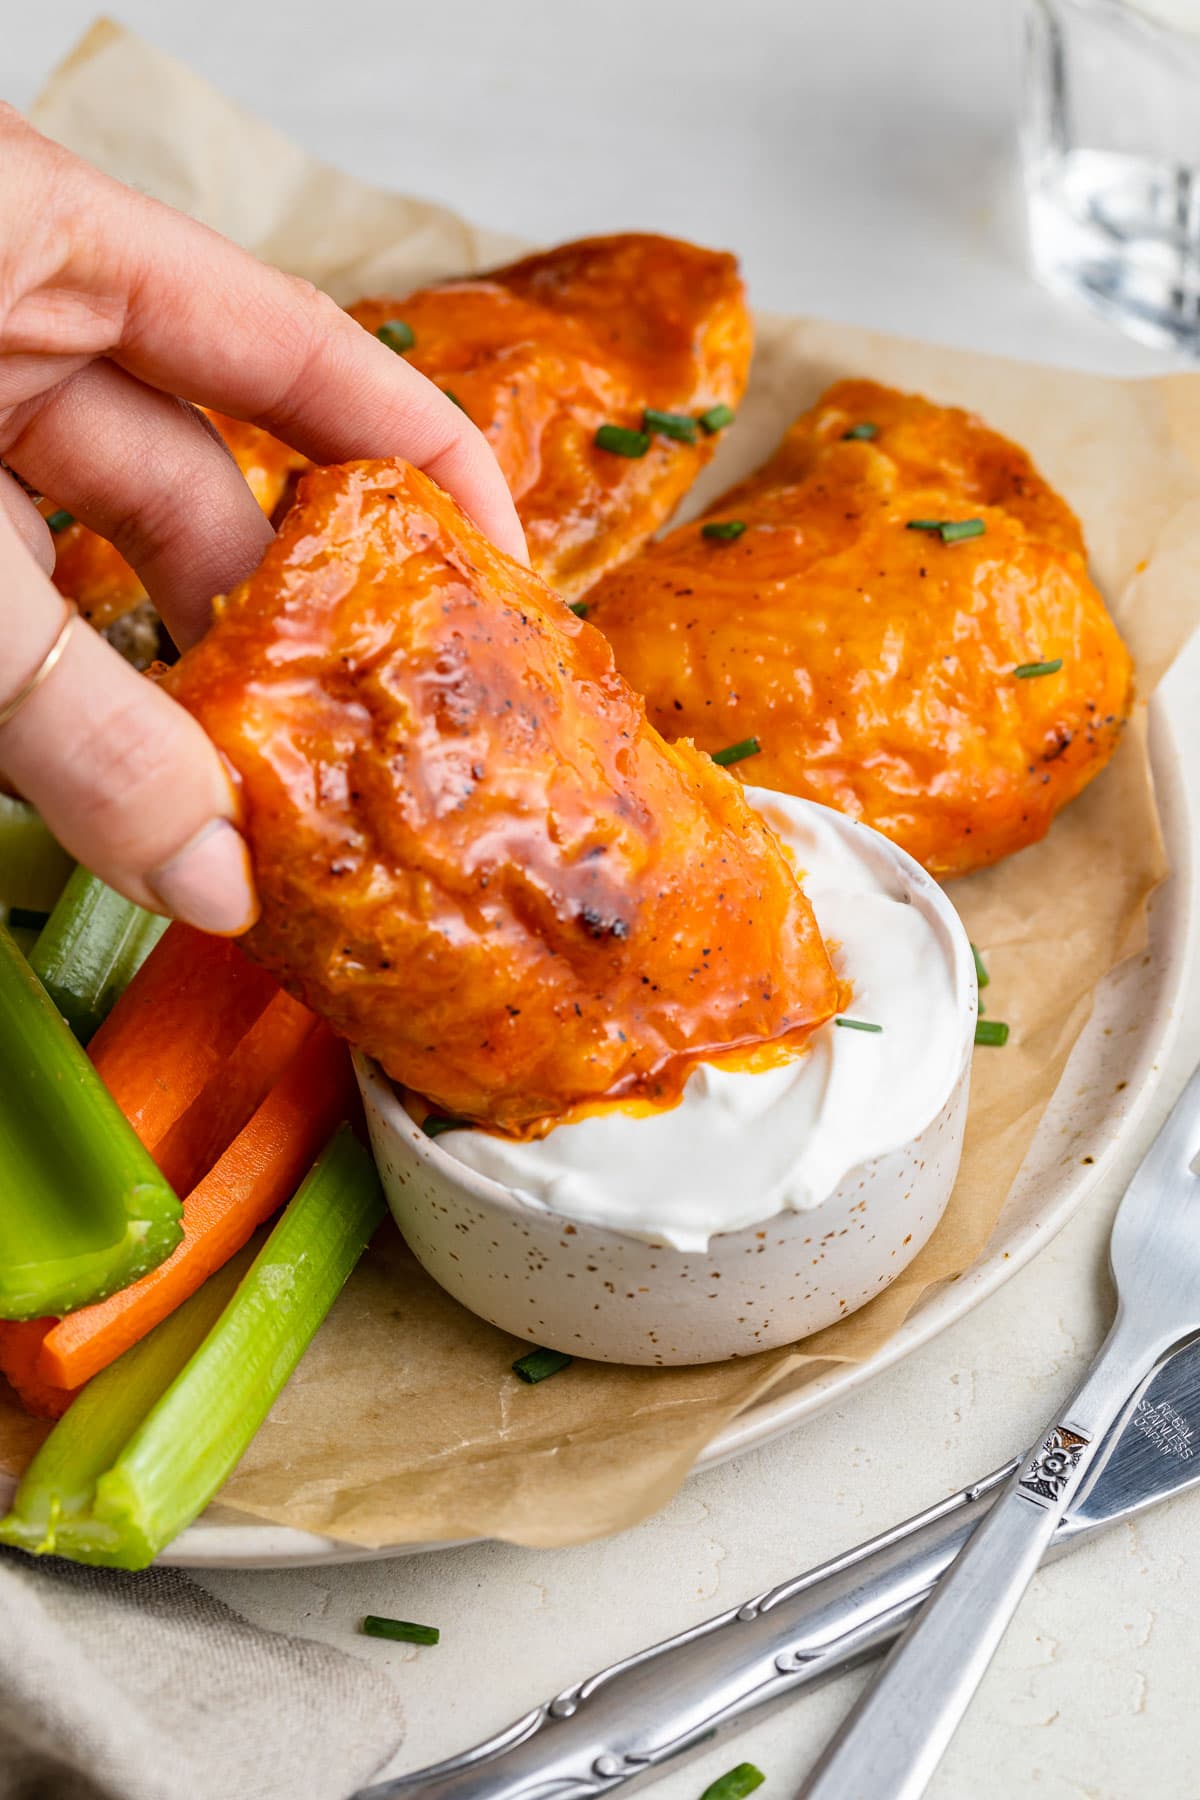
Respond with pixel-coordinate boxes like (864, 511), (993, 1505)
(798, 1058), (1200, 1800)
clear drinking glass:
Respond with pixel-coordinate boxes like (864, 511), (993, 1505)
(1023, 0), (1200, 351)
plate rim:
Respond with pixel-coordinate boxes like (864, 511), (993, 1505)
(698, 693), (1194, 1468)
(4, 700), (1190, 1570)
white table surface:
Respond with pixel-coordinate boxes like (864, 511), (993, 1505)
(8, 4), (1200, 1796)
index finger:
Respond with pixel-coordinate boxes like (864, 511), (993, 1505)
(11, 114), (528, 563)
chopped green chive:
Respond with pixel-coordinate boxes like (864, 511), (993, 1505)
(970, 942), (990, 990)
(697, 404), (736, 434)
(362, 1615), (440, 1646)
(643, 407), (699, 444)
(835, 1017), (884, 1034)
(423, 1115), (471, 1138)
(569, 601), (590, 618)
(513, 1346), (573, 1385)
(711, 737), (762, 767)
(1012, 659), (1063, 679)
(375, 319), (415, 354)
(702, 520), (747, 543)
(443, 389), (468, 414)
(595, 424), (651, 458)
(975, 1019), (1010, 1047)
(700, 1764), (766, 1800)
(45, 509), (74, 535)
(906, 518), (986, 543)
(842, 422), (878, 440)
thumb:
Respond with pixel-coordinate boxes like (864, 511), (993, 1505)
(0, 514), (258, 935)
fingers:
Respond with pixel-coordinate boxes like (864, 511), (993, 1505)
(128, 275), (529, 563)
(0, 468), (53, 575)
(0, 506), (257, 933)
(1, 359), (272, 649)
(0, 109), (527, 564)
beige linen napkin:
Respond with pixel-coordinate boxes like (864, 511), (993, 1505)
(0, 1549), (404, 1800)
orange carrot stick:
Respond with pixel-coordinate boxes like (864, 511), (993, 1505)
(87, 922), (282, 1158)
(37, 1025), (357, 1391)
(3, 934), (319, 1416)
(151, 988), (314, 1195)
(0, 1320), (73, 1419)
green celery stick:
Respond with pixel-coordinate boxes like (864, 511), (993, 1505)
(4, 922), (41, 958)
(31, 867), (169, 1042)
(0, 797), (73, 914)
(9, 1125), (383, 1569)
(0, 1244), (255, 1556)
(0, 923), (182, 1319)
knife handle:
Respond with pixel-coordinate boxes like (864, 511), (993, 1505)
(354, 1462), (1017, 1800)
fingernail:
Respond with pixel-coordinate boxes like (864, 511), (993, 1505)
(149, 819), (260, 935)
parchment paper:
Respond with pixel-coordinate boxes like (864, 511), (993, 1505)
(5, 20), (1198, 1548)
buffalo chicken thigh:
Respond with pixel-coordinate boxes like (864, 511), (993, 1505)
(167, 459), (840, 1131)
(348, 232), (751, 601)
(586, 380), (1133, 878)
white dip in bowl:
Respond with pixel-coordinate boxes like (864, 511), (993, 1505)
(357, 793), (977, 1365)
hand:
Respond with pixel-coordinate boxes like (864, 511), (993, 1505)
(0, 106), (526, 934)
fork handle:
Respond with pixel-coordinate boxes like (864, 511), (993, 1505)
(798, 1326), (1155, 1800)
(354, 1463), (1021, 1800)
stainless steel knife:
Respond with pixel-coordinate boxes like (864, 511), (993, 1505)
(357, 1342), (1200, 1800)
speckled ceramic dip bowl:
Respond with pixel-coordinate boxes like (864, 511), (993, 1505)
(356, 806), (977, 1367)
(357, 1052), (970, 1366)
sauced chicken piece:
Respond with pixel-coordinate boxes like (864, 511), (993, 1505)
(586, 380), (1134, 879)
(166, 459), (839, 1131)
(40, 412), (306, 637)
(348, 232), (751, 601)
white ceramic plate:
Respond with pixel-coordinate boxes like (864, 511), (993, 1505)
(147, 693), (1194, 1566)
(4, 703), (1188, 1569)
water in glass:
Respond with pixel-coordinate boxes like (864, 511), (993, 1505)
(1024, 0), (1200, 351)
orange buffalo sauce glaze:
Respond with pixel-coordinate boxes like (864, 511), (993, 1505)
(166, 458), (840, 1133)
(406, 1004), (855, 1142)
(588, 379), (1134, 879)
(348, 231), (752, 600)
